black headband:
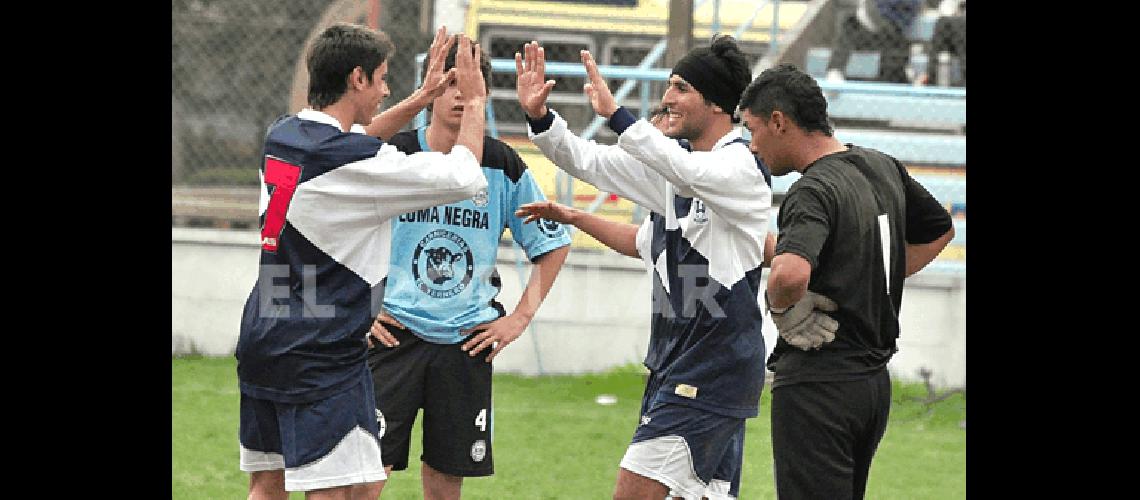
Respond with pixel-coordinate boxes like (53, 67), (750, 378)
(672, 49), (742, 118)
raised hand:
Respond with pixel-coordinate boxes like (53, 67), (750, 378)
(515, 41), (556, 119)
(515, 201), (578, 225)
(455, 34), (486, 102)
(581, 50), (618, 119)
(420, 26), (457, 101)
(360, 27), (455, 139)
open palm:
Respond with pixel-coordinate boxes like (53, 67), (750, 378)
(420, 26), (457, 101)
(581, 49), (618, 118)
(515, 41), (556, 119)
(515, 201), (577, 225)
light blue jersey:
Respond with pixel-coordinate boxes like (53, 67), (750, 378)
(381, 128), (571, 344)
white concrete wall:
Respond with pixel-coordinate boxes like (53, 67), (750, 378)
(173, 228), (965, 388)
(171, 229), (261, 356)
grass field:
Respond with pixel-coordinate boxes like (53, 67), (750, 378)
(172, 356), (965, 499)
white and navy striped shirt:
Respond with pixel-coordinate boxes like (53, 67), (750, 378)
(529, 108), (772, 417)
(236, 109), (487, 403)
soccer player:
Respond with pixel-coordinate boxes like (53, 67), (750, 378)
(514, 35), (795, 500)
(235, 25), (490, 499)
(740, 64), (955, 499)
(358, 37), (571, 500)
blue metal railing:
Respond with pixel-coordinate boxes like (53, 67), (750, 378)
(818, 79), (966, 98)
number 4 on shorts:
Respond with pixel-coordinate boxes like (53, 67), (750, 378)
(475, 408), (487, 432)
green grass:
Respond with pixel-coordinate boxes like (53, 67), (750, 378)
(173, 356), (965, 499)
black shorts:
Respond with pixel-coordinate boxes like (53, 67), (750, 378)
(366, 324), (494, 477)
(770, 369), (892, 500)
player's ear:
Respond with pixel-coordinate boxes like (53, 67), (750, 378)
(771, 110), (785, 133)
(348, 66), (367, 91)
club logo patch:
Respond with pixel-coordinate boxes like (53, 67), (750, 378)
(412, 229), (474, 298)
(375, 409), (387, 438)
(472, 188), (489, 208)
(470, 440), (487, 462)
(537, 218), (565, 238)
(691, 199), (708, 224)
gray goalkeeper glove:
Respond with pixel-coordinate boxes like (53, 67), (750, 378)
(766, 291), (840, 351)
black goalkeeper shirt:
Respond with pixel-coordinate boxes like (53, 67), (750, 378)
(767, 144), (953, 388)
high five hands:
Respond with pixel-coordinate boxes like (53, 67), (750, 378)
(579, 49), (618, 119)
(515, 42), (618, 119)
(420, 26), (458, 102)
(455, 34), (486, 102)
(515, 41), (556, 119)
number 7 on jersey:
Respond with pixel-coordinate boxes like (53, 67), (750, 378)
(261, 156), (301, 252)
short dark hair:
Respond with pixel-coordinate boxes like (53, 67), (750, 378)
(738, 64), (833, 135)
(306, 23), (395, 109)
(421, 35), (492, 112)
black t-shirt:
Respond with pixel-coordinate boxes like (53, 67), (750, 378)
(767, 144), (952, 387)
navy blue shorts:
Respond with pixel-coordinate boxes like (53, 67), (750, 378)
(239, 366), (385, 491)
(619, 377), (746, 499)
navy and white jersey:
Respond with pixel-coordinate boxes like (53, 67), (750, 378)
(529, 108), (772, 418)
(236, 109), (488, 404)
(380, 128), (571, 344)
(766, 145), (953, 388)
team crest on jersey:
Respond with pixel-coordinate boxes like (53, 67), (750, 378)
(691, 199), (708, 224)
(470, 440), (487, 462)
(537, 218), (565, 238)
(472, 188), (489, 208)
(375, 409), (387, 438)
(412, 229), (475, 298)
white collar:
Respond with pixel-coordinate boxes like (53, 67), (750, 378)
(297, 108), (347, 132)
(711, 128), (744, 151)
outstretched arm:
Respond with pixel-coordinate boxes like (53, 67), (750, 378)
(453, 35), (488, 163)
(517, 42), (668, 214)
(363, 26), (456, 139)
(516, 201), (640, 258)
(579, 50), (770, 229)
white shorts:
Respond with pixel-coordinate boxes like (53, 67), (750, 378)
(619, 435), (736, 500)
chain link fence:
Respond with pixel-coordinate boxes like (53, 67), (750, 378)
(172, 0), (964, 242)
(174, 0), (323, 186)
(171, 0), (804, 189)
(172, 0), (434, 187)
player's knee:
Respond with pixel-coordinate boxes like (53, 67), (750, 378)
(351, 480), (385, 500)
(247, 470), (287, 500)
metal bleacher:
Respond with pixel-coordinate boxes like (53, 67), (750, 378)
(473, 54), (966, 273)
